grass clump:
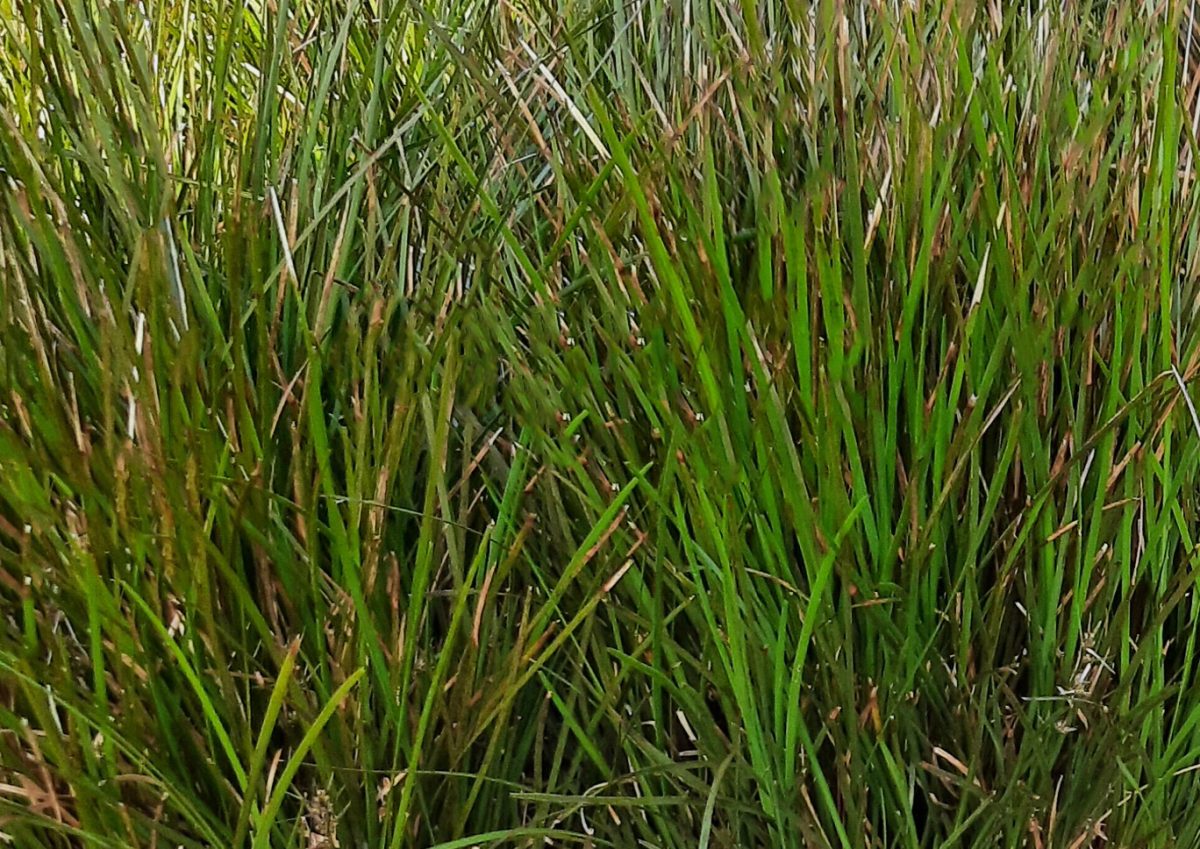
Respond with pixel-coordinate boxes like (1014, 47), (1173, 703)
(3, 0), (1200, 846)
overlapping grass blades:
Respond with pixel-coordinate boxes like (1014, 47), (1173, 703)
(3, 0), (1200, 846)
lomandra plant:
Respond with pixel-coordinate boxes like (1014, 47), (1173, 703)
(3, 0), (1200, 846)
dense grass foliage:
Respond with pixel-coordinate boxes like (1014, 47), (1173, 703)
(3, 0), (1200, 846)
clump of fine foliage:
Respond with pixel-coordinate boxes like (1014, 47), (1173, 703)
(3, 0), (1200, 846)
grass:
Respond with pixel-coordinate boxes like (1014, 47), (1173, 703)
(2, 0), (1200, 846)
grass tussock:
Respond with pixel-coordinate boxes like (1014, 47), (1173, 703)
(3, 0), (1200, 847)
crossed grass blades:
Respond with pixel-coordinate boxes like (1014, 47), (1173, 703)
(3, 0), (1200, 847)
